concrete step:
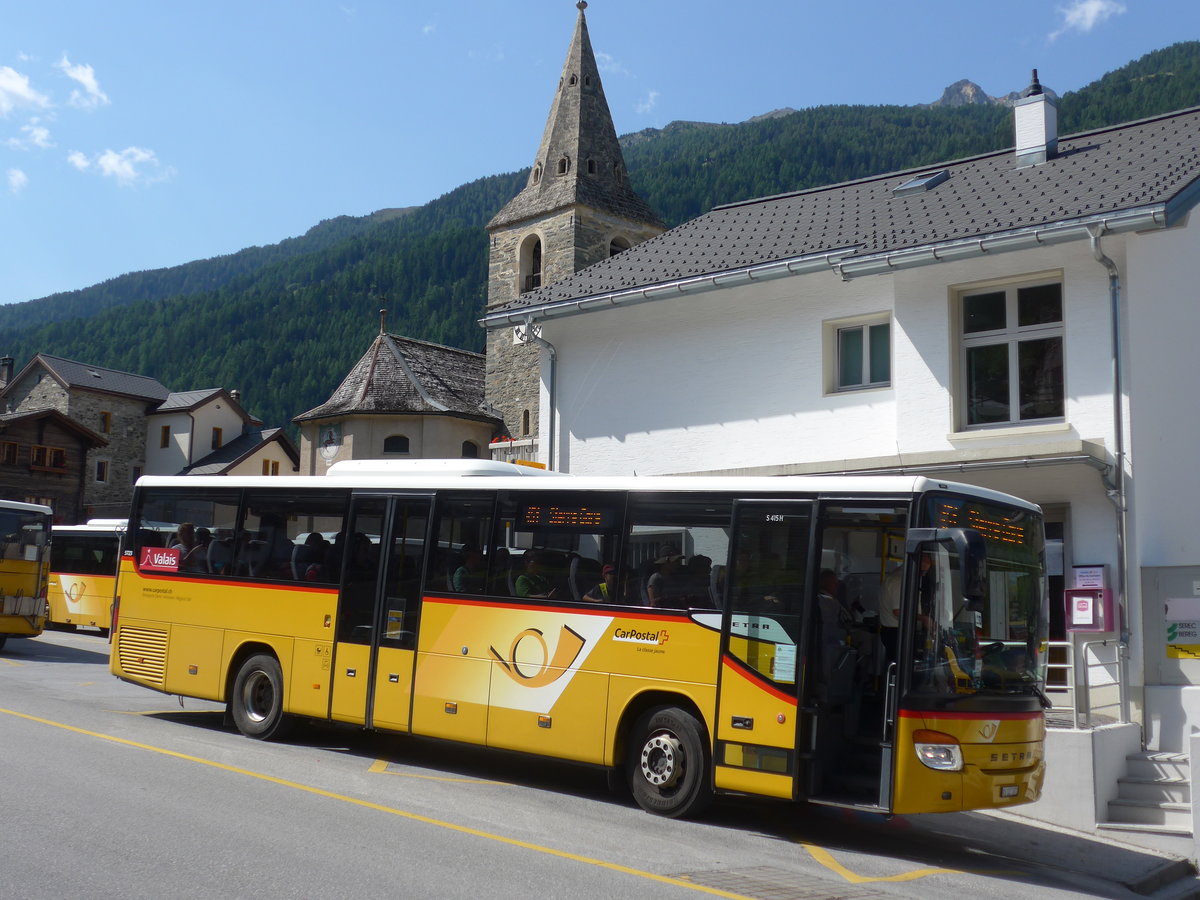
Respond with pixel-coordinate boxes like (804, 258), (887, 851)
(1118, 776), (1192, 804)
(1107, 798), (1193, 830)
(1126, 751), (1191, 782)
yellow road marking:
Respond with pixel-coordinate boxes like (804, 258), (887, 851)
(801, 842), (1015, 883)
(367, 756), (509, 785)
(0, 707), (754, 900)
(1, 658), (24, 667)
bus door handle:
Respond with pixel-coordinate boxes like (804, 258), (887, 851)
(882, 662), (898, 738)
(730, 716), (753, 730)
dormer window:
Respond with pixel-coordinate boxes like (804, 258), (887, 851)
(532, 163), (542, 185)
(586, 158), (596, 175)
(893, 170), (949, 198)
(557, 156), (570, 176)
(568, 73), (578, 86)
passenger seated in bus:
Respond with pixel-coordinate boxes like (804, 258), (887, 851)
(515, 551), (557, 599)
(452, 546), (486, 593)
(294, 532), (329, 581)
(584, 564), (616, 602)
(181, 527), (211, 572)
(647, 552), (687, 607)
(171, 522), (196, 554)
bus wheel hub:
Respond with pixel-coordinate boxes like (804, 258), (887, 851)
(641, 733), (683, 787)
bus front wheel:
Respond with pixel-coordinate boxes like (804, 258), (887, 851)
(627, 705), (711, 818)
(231, 654), (291, 741)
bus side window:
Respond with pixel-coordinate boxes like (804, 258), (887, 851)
(432, 494), (495, 594)
(624, 498), (732, 609)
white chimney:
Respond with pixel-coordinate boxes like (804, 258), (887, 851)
(1014, 69), (1057, 167)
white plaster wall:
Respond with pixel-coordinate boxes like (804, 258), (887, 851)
(225, 445), (296, 477)
(1124, 219), (1200, 568)
(546, 270), (899, 475)
(143, 412), (191, 475)
(189, 400), (245, 463)
(303, 416), (494, 474)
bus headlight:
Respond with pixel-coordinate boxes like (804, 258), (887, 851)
(913, 729), (963, 771)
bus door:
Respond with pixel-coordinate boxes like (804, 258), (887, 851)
(803, 500), (912, 812)
(330, 494), (431, 730)
(715, 500), (812, 800)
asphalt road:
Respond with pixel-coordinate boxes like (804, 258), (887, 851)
(0, 629), (1191, 900)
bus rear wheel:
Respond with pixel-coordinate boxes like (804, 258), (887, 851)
(231, 654), (291, 740)
(627, 705), (711, 818)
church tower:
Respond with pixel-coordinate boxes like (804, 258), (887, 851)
(485, 1), (664, 455)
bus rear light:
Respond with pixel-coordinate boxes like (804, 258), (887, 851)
(913, 729), (963, 772)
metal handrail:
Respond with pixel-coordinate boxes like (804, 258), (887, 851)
(1078, 639), (1129, 729)
(1045, 638), (1129, 729)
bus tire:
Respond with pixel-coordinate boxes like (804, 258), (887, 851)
(627, 705), (711, 818)
(230, 654), (291, 741)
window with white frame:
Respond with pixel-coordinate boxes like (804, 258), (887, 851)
(831, 316), (891, 391)
(959, 278), (1063, 427)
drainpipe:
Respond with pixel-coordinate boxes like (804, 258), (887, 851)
(1090, 225), (1132, 723)
(525, 319), (557, 471)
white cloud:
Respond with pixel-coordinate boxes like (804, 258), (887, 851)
(6, 119), (53, 150)
(1050, 0), (1127, 41)
(70, 146), (172, 187)
(636, 90), (659, 115)
(7, 168), (28, 193)
(56, 55), (110, 110)
(595, 51), (629, 77)
(0, 66), (51, 116)
(422, 23), (436, 36)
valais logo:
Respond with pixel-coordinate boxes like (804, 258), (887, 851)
(140, 546), (180, 571)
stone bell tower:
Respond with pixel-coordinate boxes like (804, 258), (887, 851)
(484, 1), (664, 456)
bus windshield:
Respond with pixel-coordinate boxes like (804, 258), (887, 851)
(909, 493), (1047, 701)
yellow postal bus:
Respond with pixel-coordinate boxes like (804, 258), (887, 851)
(111, 461), (1049, 818)
(48, 520), (124, 634)
(0, 499), (53, 652)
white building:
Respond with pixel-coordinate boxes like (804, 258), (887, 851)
(483, 89), (1200, 852)
(144, 388), (297, 478)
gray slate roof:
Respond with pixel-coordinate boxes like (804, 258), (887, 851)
(294, 333), (496, 424)
(7, 354), (170, 402)
(485, 106), (1200, 318)
(154, 388), (224, 412)
(179, 427), (297, 476)
(152, 388), (262, 425)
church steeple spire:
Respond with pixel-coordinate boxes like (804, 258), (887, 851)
(488, 1), (661, 231)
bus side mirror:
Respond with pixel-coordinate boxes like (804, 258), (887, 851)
(906, 527), (987, 603)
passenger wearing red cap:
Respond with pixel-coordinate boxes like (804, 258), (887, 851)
(584, 564), (616, 602)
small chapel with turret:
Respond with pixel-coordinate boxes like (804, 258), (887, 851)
(484, 2), (663, 459)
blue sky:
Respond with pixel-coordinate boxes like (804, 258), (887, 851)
(2, 0), (1196, 305)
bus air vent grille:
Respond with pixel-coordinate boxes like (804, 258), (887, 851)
(118, 627), (168, 686)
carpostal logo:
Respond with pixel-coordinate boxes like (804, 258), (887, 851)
(612, 626), (669, 646)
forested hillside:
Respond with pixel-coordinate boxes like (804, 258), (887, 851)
(1, 41), (1197, 435)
